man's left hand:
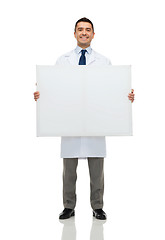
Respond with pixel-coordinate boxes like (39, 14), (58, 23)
(128, 89), (135, 103)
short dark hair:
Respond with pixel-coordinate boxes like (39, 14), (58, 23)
(74, 17), (94, 32)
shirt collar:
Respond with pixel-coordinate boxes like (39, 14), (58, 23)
(75, 46), (92, 55)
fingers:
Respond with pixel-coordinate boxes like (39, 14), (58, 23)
(128, 89), (135, 103)
(128, 96), (134, 102)
(33, 91), (40, 101)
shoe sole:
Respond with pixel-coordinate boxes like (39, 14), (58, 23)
(71, 211), (75, 217)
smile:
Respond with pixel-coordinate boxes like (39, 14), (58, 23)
(80, 36), (88, 39)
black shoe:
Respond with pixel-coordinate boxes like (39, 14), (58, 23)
(59, 208), (75, 219)
(93, 209), (107, 220)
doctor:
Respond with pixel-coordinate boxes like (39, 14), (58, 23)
(34, 17), (135, 220)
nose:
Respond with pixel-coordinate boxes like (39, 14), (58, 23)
(82, 29), (86, 35)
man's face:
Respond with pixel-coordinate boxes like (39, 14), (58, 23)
(74, 22), (95, 48)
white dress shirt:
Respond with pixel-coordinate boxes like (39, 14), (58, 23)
(56, 46), (111, 158)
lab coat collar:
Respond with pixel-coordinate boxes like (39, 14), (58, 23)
(75, 46), (92, 55)
(64, 47), (96, 65)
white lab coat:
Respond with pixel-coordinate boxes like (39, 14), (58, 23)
(56, 48), (111, 158)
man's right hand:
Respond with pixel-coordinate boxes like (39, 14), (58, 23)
(34, 91), (40, 101)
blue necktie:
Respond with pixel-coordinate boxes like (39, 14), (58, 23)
(79, 49), (87, 65)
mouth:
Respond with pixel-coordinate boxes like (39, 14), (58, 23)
(80, 36), (89, 40)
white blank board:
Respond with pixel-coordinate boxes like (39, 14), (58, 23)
(36, 65), (132, 136)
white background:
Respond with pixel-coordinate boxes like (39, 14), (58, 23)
(0, 0), (165, 239)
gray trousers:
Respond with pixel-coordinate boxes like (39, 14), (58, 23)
(63, 157), (104, 210)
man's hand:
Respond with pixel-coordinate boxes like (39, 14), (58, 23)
(128, 89), (135, 103)
(34, 91), (40, 101)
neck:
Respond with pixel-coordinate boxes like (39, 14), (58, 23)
(77, 43), (90, 49)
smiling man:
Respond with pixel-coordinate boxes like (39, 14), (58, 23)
(34, 17), (135, 220)
(74, 21), (95, 48)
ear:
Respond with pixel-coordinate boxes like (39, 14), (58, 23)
(92, 32), (95, 39)
(74, 32), (77, 39)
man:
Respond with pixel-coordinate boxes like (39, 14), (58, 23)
(34, 17), (135, 220)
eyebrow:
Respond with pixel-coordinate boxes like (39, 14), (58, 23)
(77, 27), (92, 31)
